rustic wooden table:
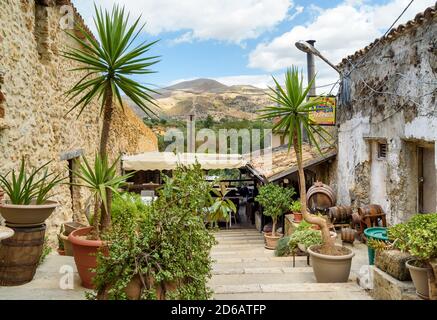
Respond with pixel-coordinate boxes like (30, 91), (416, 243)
(0, 226), (14, 241)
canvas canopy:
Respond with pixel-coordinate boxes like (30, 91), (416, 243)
(122, 152), (248, 171)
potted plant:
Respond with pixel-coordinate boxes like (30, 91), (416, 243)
(388, 213), (437, 299)
(93, 164), (217, 300)
(289, 200), (302, 222)
(68, 155), (133, 289)
(208, 183), (237, 228)
(63, 2), (160, 292)
(0, 159), (65, 227)
(258, 67), (353, 282)
(289, 221), (337, 253)
(256, 183), (294, 249)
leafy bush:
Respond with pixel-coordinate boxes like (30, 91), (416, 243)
(93, 164), (217, 300)
(388, 213), (437, 263)
(256, 184), (295, 235)
(111, 192), (149, 224)
(289, 200), (301, 212)
(275, 236), (292, 256)
(289, 228), (322, 252)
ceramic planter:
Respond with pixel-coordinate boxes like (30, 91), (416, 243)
(293, 212), (303, 222)
(68, 227), (105, 289)
(59, 231), (74, 256)
(0, 201), (58, 227)
(264, 232), (283, 250)
(406, 259), (432, 299)
(308, 244), (354, 283)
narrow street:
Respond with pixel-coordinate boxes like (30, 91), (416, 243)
(209, 228), (372, 300)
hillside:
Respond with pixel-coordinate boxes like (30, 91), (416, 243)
(126, 78), (271, 121)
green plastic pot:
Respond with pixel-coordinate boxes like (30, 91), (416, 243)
(364, 227), (388, 265)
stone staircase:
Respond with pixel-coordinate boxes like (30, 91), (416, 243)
(209, 228), (372, 300)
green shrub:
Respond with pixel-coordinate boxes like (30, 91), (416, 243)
(289, 200), (301, 212)
(256, 184), (295, 236)
(93, 163), (217, 300)
(388, 213), (437, 263)
(289, 228), (322, 252)
(111, 192), (149, 224)
(275, 236), (292, 257)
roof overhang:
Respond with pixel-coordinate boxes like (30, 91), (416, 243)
(122, 152), (248, 171)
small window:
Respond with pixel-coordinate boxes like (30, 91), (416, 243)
(377, 142), (387, 159)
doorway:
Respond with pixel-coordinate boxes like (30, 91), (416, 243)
(418, 146), (436, 213)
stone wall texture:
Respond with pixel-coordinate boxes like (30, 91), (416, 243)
(335, 8), (437, 224)
(0, 0), (158, 245)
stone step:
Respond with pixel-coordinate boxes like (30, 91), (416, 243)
(211, 255), (307, 264)
(215, 239), (265, 246)
(211, 245), (274, 252)
(212, 230), (260, 236)
(209, 270), (317, 286)
(213, 261), (309, 271)
(213, 291), (372, 300)
(213, 234), (262, 239)
(212, 281), (365, 295)
(212, 266), (313, 275)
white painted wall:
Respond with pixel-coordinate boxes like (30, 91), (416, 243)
(369, 141), (390, 214)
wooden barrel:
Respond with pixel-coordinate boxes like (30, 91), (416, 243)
(358, 204), (384, 217)
(0, 224), (46, 286)
(341, 228), (356, 243)
(328, 206), (353, 224)
(307, 181), (336, 213)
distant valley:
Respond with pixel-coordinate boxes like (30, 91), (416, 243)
(126, 78), (271, 121)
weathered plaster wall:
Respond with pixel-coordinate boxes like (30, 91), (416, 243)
(336, 12), (437, 224)
(0, 0), (157, 244)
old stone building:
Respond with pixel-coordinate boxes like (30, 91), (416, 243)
(0, 0), (158, 242)
(335, 4), (437, 225)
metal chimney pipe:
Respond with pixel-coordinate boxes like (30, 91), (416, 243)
(306, 40), (316, 97)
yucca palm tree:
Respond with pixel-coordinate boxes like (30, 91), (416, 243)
(71, 154), (134, 237)
(258, 67), (335, 251)
(63, 4), (160, 157)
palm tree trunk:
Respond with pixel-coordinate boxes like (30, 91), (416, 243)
(99, 87), (114, 158)
(100, 189), (112, 234)
(292, 130), (334, 251)
(98, 87), (114, 236)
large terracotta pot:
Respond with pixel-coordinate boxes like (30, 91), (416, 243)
(308, 244), (354, 283)
(68, 227), (104, 289)
(0, 201), (58, 227)
(264, 232), (283, 250)
(406, 259), (432, 300)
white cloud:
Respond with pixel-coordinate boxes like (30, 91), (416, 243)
(248, 0), (436, 91)
(72, 0), (294, 44)
(213, 74), (277, 88)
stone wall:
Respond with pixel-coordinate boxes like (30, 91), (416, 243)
(335, 8), (437, 224)
(0, 0), (158, 245)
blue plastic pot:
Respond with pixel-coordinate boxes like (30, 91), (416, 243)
(364, 227), (388, 265)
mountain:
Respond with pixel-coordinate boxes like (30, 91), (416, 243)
(126, 78), (270, 121)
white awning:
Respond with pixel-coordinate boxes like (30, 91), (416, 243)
(122, 152), (248, 171)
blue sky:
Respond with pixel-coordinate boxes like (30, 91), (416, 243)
(72, 0), (435, 92)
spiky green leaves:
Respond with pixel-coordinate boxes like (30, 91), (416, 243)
(71, 154), (134, 216)
(63, 4), (160, 118)
(0, 159), (66, 205)
(257, 66), (333, 154)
